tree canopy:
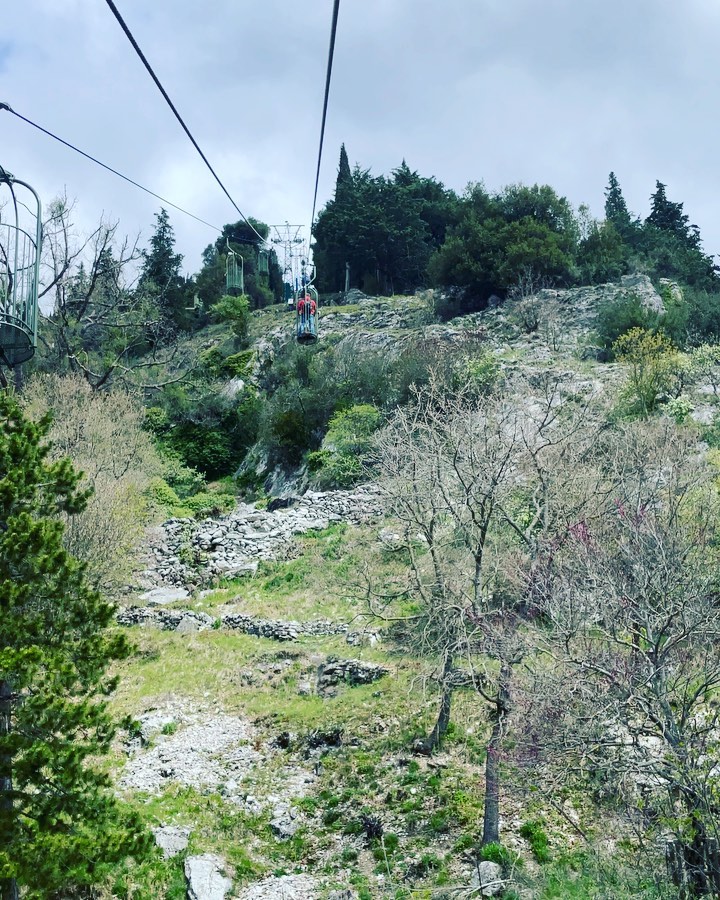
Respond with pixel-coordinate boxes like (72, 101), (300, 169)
(0, 393), (150, 898)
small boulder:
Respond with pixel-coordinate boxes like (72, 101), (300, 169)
(471, 860), (504, 897)
(184, 854), (232, 900)
(153, 824), (190, 858)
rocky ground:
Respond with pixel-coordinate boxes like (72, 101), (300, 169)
(110, 279), (714, 899)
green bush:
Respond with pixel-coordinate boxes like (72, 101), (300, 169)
(480, 842), (521, 872)
(613, 328), (685, 418)
(309, 404), (382, 488)
(183, 491), (236, 518)
(222, 349), (254, 377)
(147, 478), (188, 517)
(519, 819), (551, 863)
(210, 293), (251, 344)
(595, 292), (659, 352)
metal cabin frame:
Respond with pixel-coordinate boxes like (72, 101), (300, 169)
(0, 168), (42, 367)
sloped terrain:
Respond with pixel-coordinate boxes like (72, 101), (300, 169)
(104, 278), (720, 899)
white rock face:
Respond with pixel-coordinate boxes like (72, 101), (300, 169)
(185, 854), (232, 900)
(235, 874), (319, 899)
(121, 714), (257, 794)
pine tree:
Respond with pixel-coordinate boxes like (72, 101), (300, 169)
(140, 208), (189, 327)
(0, 394), (150, 899)
(604, 171), (633, 236)
(646, 180), (700, 249)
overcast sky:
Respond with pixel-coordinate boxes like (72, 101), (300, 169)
(3, 0), (719, 275)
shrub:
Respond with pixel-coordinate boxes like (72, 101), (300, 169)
(613, 328), (684, 418)
(222, 349), (254, 377)
(480, 842), (521, 872)
(22, 374), (162, 590)
(183, 491), (236, 518)
(210, 293), (251, 344)
(309, 404), (382, 488)
(595, 292), (659, 352)
(519, 819), (551, 863)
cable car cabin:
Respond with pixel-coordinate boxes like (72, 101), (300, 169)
(0, 168), (41, 368)
(257, 248), (269, 276)
(226, 244), (244, 293)
(295, 287), (318, 344)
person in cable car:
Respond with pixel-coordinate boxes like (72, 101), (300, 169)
(296, 293), (307, 338)
(308, 296), (317, 331)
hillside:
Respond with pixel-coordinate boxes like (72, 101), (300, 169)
(76, 272), (720, 900)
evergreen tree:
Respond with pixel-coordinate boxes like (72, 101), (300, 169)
(604, 171), (634, 237)
(645, 180), (700, 250)
(336, 144), (351, 194)
(140, 208), (190, 328)
(0, 394), (150, 898)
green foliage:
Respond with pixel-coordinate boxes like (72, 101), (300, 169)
(595, 292), (659, 351)
(211, 294), (251, 344)
(308, 404), (382, 488)
(604, 172), (636, 241)
(480, 842), (521, 872)
(183, 491), (236, 518)
(429, 182), (577, 312)
(313, 154), (460, 294)
(519, 820), (551, 863)
(613, 328), (684, 418)
(223, 349), (255, 378)
(140, 208), (194, 330)
(0, 393), (151, 896)
(156, 386), (261, 479)
(665, 394), (694, 424)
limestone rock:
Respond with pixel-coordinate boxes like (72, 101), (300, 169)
(153, 824), (190, 858)
(140, 587), (190, 605)
(470, 860), (504, 897)
(235, 874), (319, 899)
(184, 854), (232, 900)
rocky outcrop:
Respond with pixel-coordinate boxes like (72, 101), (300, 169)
(140, 486), (382, 590)
(471, 860), (504, 897)
(185, 854), (232, 900)
(153, 824), (191, 858)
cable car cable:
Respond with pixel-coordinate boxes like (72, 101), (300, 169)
(309, 0), (341, 244)
(1, 102), (222, 233)
(102, 0), (265, 244)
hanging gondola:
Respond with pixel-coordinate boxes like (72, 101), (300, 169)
(0, 166), (42, 372)
(295, 284), (319, 344)
(225, 240), (244, 294)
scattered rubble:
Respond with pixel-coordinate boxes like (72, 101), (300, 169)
(235, 874), (320, 900)
(139, 486), (382, 589)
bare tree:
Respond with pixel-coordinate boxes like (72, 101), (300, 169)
(535, 421), (720, 897)
(371, 370), (602, 845)
(36, 197), (189, 391)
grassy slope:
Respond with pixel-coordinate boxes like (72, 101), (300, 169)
(104, 291), (701, 898)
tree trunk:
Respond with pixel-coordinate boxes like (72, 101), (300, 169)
(482, 663), (512, 846)
(0, 679), (18, 900)
(426, 654), (454, 752)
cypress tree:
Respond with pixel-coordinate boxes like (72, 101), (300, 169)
(604, 171), (633, 236)
(336, 143), (351, 196)
(0, 393), (150, 899)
